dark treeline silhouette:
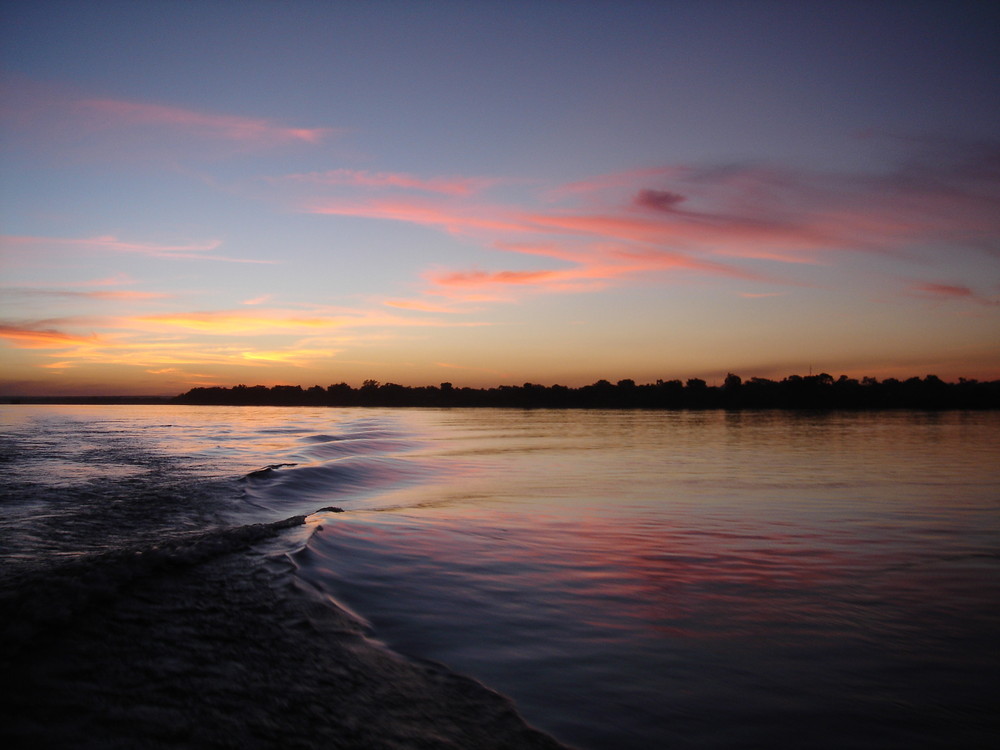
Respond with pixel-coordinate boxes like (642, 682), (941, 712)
(173, 373), (1000, 410)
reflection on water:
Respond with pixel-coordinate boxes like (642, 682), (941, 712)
(2, 406), (998, 748)
(296, 409), (1000, 749)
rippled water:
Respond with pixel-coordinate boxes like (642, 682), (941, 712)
(1, 405), (998, 749)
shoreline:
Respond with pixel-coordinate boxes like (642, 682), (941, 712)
(6, 373), (1000, 409)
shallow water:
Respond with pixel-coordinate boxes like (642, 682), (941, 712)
(1, 405), (998, 748)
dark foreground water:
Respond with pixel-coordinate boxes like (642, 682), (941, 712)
(1, 406), (998, 749)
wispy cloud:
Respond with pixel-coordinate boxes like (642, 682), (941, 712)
(2, 77), (337, 167)
(73, 98), (333, 145)
(242, 294), (274, 306)
(128, 305), (492, 337)
(240, 347), (340, 365)
(273, 169), (496, 196)
(0, 324), (105, 349)
(382, 298), (474, 314)
(913, 282), (975, 299)
(0, 235), (273, 264)
(546, 166), (679, 200)
(135, 310), (338, 335)
(308, 198), (529, 235)
(0, 301), (495, 377)
(3, 78), (334, 147)
(299, 138), (1000, 307)
(909, 281), (998, 306)
(3, 287), (172, 301)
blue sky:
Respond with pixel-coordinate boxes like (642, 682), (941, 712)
(2, 1), (999, 395)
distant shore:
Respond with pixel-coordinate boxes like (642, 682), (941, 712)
(6, 373), (999, 409)
(4, 396), (175, 405)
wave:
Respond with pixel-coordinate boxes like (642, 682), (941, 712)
(0, 513), (315, 649)
(0, 505), (567, 750)
(240, 442), (437, 518)
(0, 410), (568, 749)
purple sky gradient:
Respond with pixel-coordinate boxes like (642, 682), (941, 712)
(2, 1), (998, 395)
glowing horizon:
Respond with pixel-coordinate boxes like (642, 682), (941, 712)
(2, 3), (998, 397)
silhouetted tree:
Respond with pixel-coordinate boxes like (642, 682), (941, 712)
(172, 373), (999, 410)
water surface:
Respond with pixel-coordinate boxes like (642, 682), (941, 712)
(2, 406), (998, 749)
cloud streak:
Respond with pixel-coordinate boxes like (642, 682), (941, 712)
(3, 287), (172, 301)
(73, 98), (333, 145)
(135, 308), (483, 335)
(1, 235), (273, 264)
(2, 78), (334, 149)
(273, 169), (496, 196)
(0, 302), (496, 378)
(909, 281), (998, 306)
(0, 324), (105, 349)
(296, 139), (1000, 306)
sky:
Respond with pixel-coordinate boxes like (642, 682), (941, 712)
(2, 0), (999, 396)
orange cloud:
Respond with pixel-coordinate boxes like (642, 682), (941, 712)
(2, 330), (339, 372)
(135, 311), (338, 334)
(128, 305), (494, 338)
(0, 300), (501, 378)
(241, 348), (340, 365)
(0, 325), (104, 349)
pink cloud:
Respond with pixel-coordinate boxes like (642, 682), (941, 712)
(491, 241), (592, 263)
(300, 139), (1000, 308)
(2, 78), (335, 162)
(422, 242), (765, 302)
(308, 198), (529, 235)
(276, 169), (496, 196)
(242, 294), (274, 306)
(912, 282), (974, 298)
(1, 235), (273, 264)
(74, 273), (140, 287)
(434, 269), (566, 287)
(906, 281), (999, 307)
(73, 98), (334, 145)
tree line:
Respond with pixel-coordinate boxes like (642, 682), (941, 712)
(173, 373), (1000, 409)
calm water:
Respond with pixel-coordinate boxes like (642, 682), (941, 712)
(1, 405), (998, 749)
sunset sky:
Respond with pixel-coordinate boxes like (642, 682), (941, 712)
(2, 1), (999, 396)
